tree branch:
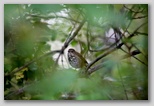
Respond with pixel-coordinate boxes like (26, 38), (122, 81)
(5, 50), (61, 77)
(132, 15), (148, 19)
(120, 48), (147, 66)
(135, 31), (148, 36)
(55, 19), (86, 64)
(86, 21), (148, 72)
(27, 14), (80, 23)
(86, 47), (116, 72)
(65, 19), (86, 46)
(123, 5), (144, 14)
(87, 63), (105, 75)
(117, 65), (128, 100)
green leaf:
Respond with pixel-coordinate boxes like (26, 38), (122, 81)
(30, 4), (63, 14)
(71, 40), (78, 46)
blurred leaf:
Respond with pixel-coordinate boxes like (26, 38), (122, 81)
(71, 40), (78, 46)
(114, 4), (123, 11)
(4, 4), (148, 100)
(4, 4), (19, 18)
(25, 69), (78, 99)
(4, 57), (12, 72)
(30, 4), (63, 14)
(14, 67), (28, 80)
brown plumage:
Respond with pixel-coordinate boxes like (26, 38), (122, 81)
(68, 48), (88, 68)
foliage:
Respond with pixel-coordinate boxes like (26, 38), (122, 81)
(4, 4), (148, 100)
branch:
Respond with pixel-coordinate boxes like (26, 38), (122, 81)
(86, 47), (116, 72)
(135, 31), (148, 36)
(65, 19), (86, 46)
(128, 21), (148, 38)
(87, 63), (105, 75)
(4, 84), (28, 100)
(5, 50), (61, 77)
(27, 14), (80, 23)
(120, 48), (147, 66)
(4, 80), (40, 100)
(87, 24), (130, 53)
(55, 19), (86, 64)
(132, 15), (148, 19)
(123, 5), (144, 14)
(5, 19), (86, 77)
(117, 65), (128, 100)
(86, 21), (148, 72)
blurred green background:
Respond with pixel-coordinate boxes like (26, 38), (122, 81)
(4, 4), (148, 100)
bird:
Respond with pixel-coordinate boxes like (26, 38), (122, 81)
(67, 48), (88, 69)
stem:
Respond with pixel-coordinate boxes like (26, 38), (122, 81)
(5, 50), (60, 77)
(117, 65), (128, 100)
(55, 19), (86, 64)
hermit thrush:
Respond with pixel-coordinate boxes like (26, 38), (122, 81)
(68, 48), (88, 68)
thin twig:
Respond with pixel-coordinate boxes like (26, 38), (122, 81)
(65, 19), (86, 45)
(123, 5), (144, 14)
(86, 21), (148, 71)
(55, 19), (86, 65)
(132, 15), (148, 19)
(5, 85), (27, 100)
(86, 47), (116, 72)
(120, 48), (147, 66)
(4, 81), (40, 100)
(5, 50), (61, 77)
(88, 63), (105, 75)
(132, 44), (148, 60)
(28, 14), (80, 23)
(117, 64), (128, 100)
(135, 32), (148, 36)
